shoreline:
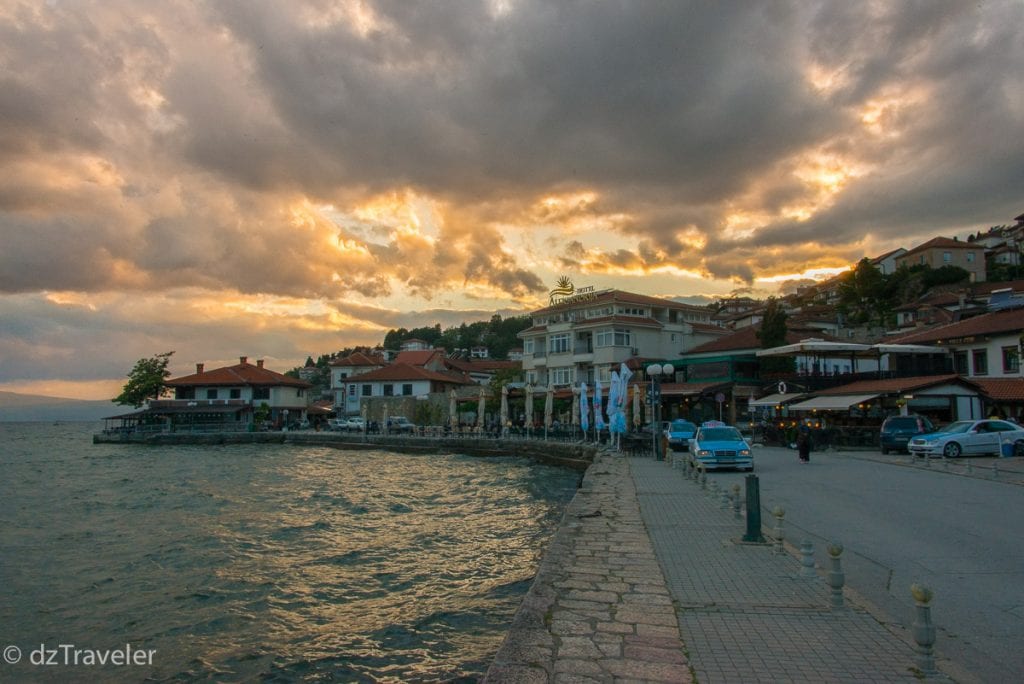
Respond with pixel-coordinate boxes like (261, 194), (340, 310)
(92, 429), (598, 471)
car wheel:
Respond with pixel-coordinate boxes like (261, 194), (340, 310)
(943, 442), (962, 459)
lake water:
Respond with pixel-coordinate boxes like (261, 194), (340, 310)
(0, 422), (579, 682)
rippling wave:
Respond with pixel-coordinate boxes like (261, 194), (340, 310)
(0, 422), (579, 682)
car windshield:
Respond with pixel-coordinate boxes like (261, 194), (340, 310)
(940, 421), (974, 434)
(700, 427), (743, 441)
(670, 420), (695, 432)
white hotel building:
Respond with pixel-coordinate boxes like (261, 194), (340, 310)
(518, 289), (726, 387)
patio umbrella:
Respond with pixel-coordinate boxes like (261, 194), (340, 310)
(580, 383), (590, 434)
(632, 384), (642, 428)
(500, 384), (509, 436)
(544, 385), (554, 431)
(449, 389), (458, 430)
(524, 383), (534, 428)
(476, 385), (486, 430)
(594, 379), (606, 431)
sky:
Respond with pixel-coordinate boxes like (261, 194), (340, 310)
(1, 1), (1022, 400)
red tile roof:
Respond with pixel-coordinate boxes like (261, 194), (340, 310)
(686, 325), (839, 355)
(444, 358), (520, 372)
(345, 363), (473, 385)
(329, 351), (385, 367)
(815, 374), (975, 396)
(394, 350), (445, 366)
(886, 308), (1024, 344)
(574, 314), (664, 329)
(532, 289), (709, 316)
(901, 236), (980, 258)
(167, 361), (311, 388)
(971, 378), (1024, 402)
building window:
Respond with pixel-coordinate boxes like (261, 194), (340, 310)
(402, 383), (413, 395)
(253, 387), (270, 400)
(176, 387), (195, 400)
(920, 255), (926, 264)
(230, 389), (241, 399)
(942, 251), (951, 263)
(550, 367), (572, 385)
(972, 349), (988, 375)
(953, 352), (968, 374)
(595, 329), (631, 347)
(361, 384), (372, 396)
(1003, 346), (1020, 374)
(383, 384), (394, 396)
(297, 389), (304, 397)
(549, 333), (571, 354)
(524, 339), (534, 355)
(966, 252), (975, 262)
(348, 384), (356, 397)
(526, 371), (537, 384)
(617, 306), (646, 316)
(206, 389), (218, 399)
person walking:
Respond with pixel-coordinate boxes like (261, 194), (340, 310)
(797, 422), (811, 463)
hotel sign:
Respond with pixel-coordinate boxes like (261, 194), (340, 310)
(549, 276), (597, 306)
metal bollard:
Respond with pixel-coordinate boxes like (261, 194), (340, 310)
(924, 455), (931, 468)
(720, 486), (731, 510)
(741, 475), (765, 542)
(772, 506), (786, 555)
(911, 584), (937, 675)
(732, 483), (742, 521)
(966, 460), (973, 475)
(827, 541), (845, 610)
(992, 462), (999, 480)
(943, 458), (950, 471)
(699, 465), (707, 489)
(800, 540), (816, 578)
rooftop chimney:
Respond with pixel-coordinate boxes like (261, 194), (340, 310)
(257, 359), (264, 369)
(196, 363), (204, 374)
(240, 356), (248, 365)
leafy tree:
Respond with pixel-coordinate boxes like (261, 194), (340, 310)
(921, 265), (970, 289)
(836, 258), (888, 325)
(756, 298), (794, 374)
(114, 351), (174, 407)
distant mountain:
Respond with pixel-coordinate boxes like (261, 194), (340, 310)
(0, 391), (119, 422)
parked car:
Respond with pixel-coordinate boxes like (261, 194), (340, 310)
(688, 421), (753, 471)
(341, 416), (365, 432)
(327, 418), (346, 431)
(908, 419), (1024, 459)
(664, 419), (697, 451)
(386, 416), (415, 433)
(879, 414), (935, 454)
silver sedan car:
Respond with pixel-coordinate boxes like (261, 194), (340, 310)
(908, 419), (1024, 459)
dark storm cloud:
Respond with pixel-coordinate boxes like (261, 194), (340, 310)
(1, 0), (1023, 394)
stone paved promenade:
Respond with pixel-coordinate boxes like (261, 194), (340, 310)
(486, 449), (949, 683)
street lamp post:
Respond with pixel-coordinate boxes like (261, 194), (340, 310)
(646, 363), (674, 461)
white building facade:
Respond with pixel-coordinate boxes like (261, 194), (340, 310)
(519, 289), (724, 388)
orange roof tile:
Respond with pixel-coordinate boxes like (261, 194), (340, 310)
(815, 374), (975, 396)
(901, 236), (980, 258)
(971, 378), (1024, 402)
(394, 350), (445, 366)
(167, 361), (310, 388)
(329, 351), (385, 367)
(686, 325), (839, 355)
(346, 363), (473, 385)
(887, 308), (1024, 345)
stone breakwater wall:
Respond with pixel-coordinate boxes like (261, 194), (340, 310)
(93, 431), (595, 471)
(484, 451), (692, 683)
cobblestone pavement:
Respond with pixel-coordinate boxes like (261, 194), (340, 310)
(485, 451), (694, 683)
(633, 455), (950, 683)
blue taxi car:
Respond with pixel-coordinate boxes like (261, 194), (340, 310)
(664, 419), (698, 451)
(688, 421), (754, 471)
